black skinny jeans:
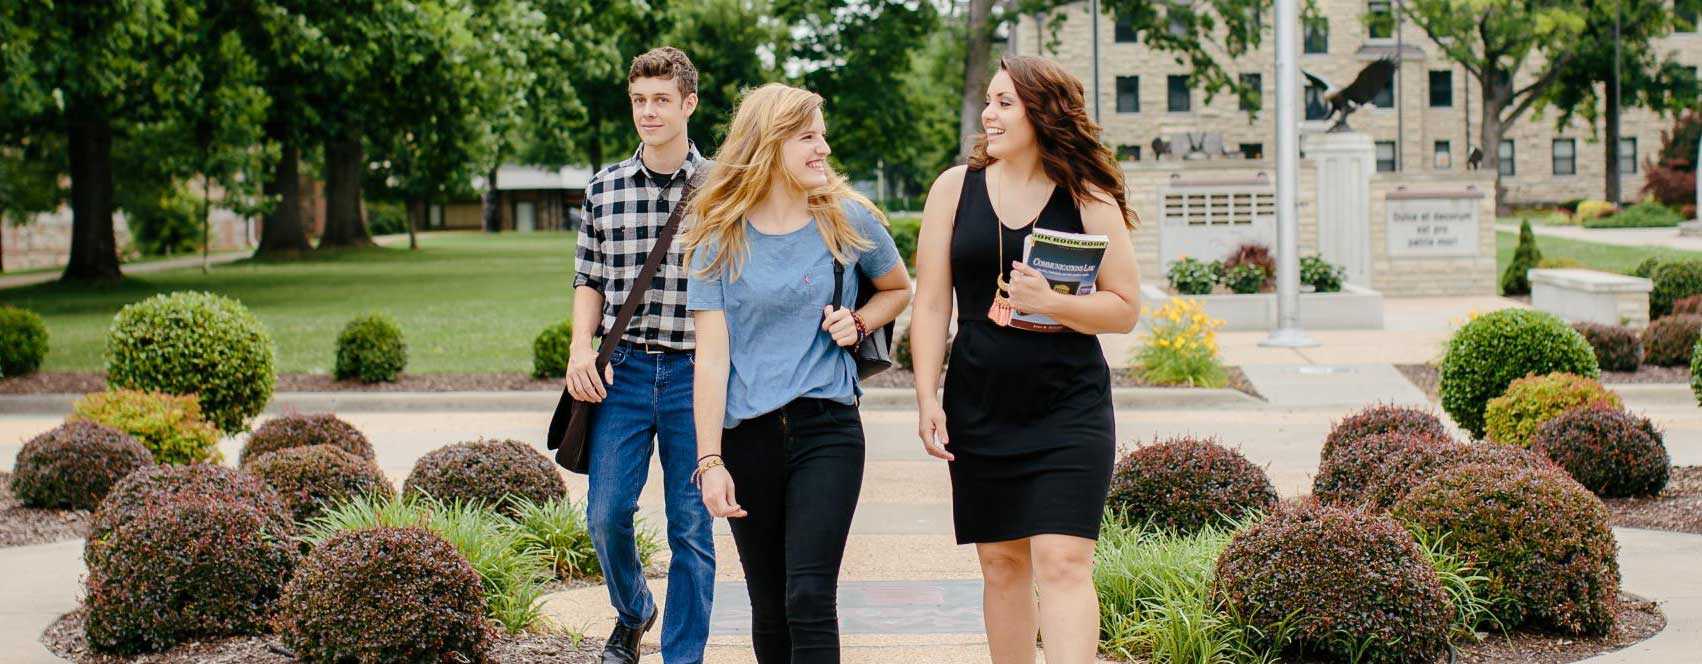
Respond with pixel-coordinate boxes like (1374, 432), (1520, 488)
(722, 397), (865, 664)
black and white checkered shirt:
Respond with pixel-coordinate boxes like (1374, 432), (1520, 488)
(573, 143), (707, 350)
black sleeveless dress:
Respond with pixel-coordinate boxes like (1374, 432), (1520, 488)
(944, 168), (1116, 545)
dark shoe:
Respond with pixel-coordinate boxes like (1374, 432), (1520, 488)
(599, 608), (658, 664)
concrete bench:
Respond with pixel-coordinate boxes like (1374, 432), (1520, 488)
(1529, 268), (1652, 328)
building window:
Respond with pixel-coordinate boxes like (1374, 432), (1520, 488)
(1240, 143), (1264, 159)
(1367, 0), (1395, 39)
(1167, 7), (1190, 37)
(1620, 138), (1638, 175)
(1372, 74), (1395, 108)
(1434, 141), (1452, 169)
(1304, 17), (1329, 53)
(1552, 138), (1577, 175)
(1375, 141), (1397, 172)
(1168, 75), (1192, 112)
(1305, 81), (1330, 120)
(1499, 140), (1516, 176)
(1240, 73), (1262, 111)
(1429, 70), (1452, 107)
(1114, 15), (1138, 42)
(1678, 0), (1698, 32)
(1116, 76), (1140, 113)
(1117, 144), (1142, 161)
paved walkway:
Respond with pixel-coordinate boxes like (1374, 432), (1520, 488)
(0, 250), (253, 290)
(1494, 221), (1702, 252)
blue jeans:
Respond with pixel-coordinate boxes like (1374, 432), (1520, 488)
(587, 344), (715, 664)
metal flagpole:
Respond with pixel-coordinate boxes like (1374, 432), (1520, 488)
(1262, 0), (1318, 348)
(1090, 0), (1102, 122)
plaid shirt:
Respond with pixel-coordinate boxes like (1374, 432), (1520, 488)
(573, 143), (707, 350)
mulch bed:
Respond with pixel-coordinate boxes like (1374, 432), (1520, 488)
(1395, 363), (1690, 402)
(1607, 466), (1702, 535)
(1452, 593), (1664, 663)
(863, 366), (1264, 400)
(42, 608), (603, 664)
(0, 472), (92, 548)
(4, 367), (1267, 400)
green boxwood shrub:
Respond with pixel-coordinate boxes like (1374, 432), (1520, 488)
(87, 464), (291, 571)
(1631, 256), (1664, 279)
(247, 445), (394, 523)
(1213, 503), (1452, 664)
(1438, 309), (1599, 439)
(277, 526), (491, 663)
(240, 413), (373, 467)
(1532, 405), (1669, 498)
(1106, 436), (1277, 534)
(10, 421), (153, 511)
(1571, 322), (1642, 372)
(1581, 199), (1683, 228)
(71, 389), (222, 464)
(1320, 404), (1451, 465)
(1651, 260), (1702, 319)
(105, 291), (276, 433)
(403, 439), (567, 515)
(887, 214), (921, 269)
(334, 314), (407, 383)
(1313, 430), (1453, 506)
(84, 496), (299, 655)
(0, 305), (49, 377)
(1642, 314), (1702, 366)
(1501, 219), (1542, 296)
(1483, 372), (1621, 448)
(1393, 464), (1619, 635)
(1362, 440), (1554, 511)
(532, 320), (572, 378)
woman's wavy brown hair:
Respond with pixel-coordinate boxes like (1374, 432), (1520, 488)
(969, 55), (1137, 228)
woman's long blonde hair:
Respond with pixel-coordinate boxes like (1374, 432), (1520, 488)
(683, 83), (883, 280)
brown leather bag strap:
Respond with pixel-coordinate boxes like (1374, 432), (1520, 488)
(595, 173), (703, 366)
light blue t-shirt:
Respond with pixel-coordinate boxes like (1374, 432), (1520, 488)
(687, 200), (902, 429)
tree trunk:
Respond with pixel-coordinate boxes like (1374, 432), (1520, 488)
(319, 130), (373, 248)
(62, 112), (123, 283)
(201, 172), (211, 273)
(483, 167), (500, 233)
(406, 198), (424, 250)
(257, 138), (313, 257)
(1479, 71), (1511, 211)
(1605, 75), (1622, 204)
(959, 0), (996, 161)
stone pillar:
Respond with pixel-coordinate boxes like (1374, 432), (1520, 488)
(1309, 131), (1376, 286)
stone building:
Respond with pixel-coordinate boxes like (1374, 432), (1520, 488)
(1009, 0), (1702, 206)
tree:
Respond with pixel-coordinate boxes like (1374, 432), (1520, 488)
(247, 1), (332, 258)
(476, 0), (590, 234)
(788, 0), (941, 184)
(1541, 0), (1699, 203)
(665, 0), (788, 154)
(0, 0), (203, 282)
(1397, 0), (1591, 206)
(564, 0), (677, 173)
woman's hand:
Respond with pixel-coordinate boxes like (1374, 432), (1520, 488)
(699, 466), (747, 518)
(1007, 261), (1058, 315)
(917, 399), (954, 461)
(822, 305), (860, 347)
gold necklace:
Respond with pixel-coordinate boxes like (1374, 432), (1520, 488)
(987, 170), (1045, 327)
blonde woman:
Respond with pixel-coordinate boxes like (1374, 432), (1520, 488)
(683, 83), (911, 663)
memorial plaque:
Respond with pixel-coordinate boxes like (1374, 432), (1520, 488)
(1386, 195), (1479, 257)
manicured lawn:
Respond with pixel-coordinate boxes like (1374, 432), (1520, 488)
(0, 232), (578, 373)
(1494, 229), (1702, 276)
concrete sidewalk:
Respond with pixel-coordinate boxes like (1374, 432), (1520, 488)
(1495, 221), (1702, 252)
(0, 540), (83, 663)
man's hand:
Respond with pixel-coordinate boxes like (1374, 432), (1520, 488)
(565, 350), (614, 402)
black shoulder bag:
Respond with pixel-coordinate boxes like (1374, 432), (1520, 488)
(547, 176), (701, 473)
(831, 261), (894, 380)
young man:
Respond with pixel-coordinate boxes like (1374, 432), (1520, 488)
(568, 46), (714, 664)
